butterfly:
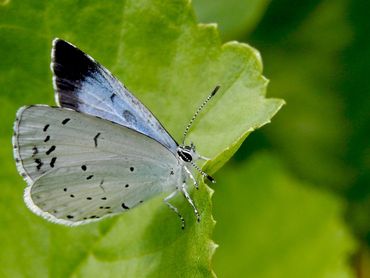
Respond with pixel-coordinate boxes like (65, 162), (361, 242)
(12, 38), (219, 229)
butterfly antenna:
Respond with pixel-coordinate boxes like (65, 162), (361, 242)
(182, 85), (220, 145)
(190, 161), (216, 184)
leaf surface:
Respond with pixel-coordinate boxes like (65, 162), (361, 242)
(214, 153), (356, 277)
(193, 0), (270, 39)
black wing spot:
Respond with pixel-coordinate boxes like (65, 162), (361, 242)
(86, 175), (94, 180)
(81, 165), (87, 171)
(15, 158), (19, 163)
(43, 124), (50, 132)
(63, 188), (67, 192)
(99, 179), (105, 192)
(105, 206), (111, 209)
(46, 145), (56, 155)
(32, 146), (38, 156)
(35, 158), (43, 170)
(123, 110), (137, 124)
(110, 93), (116, 102)
(101, 197), (107, 200)
(70, 194), (75, 198)
(62, 118), (70, 125)
(130, 167), (134, 172)
(170, 170), (174, 175)
(125, 184), (129, 188)
(50, 157), (57, 168)
(93, 132), (101, 147)
(67, 215), (74, 219)
(87, 197), (92, 200)
(139, 200), (143, 203)
(44, 135), (50, 142)
(90, 215), (97, 219)
(99, 206), (104, 209)
(121, 203), (129, 210)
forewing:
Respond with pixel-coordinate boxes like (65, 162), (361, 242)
(13, 106), (180, 225)
(51, 38), (178, 153)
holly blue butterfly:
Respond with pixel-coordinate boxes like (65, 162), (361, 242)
(12, 39), (219, 229)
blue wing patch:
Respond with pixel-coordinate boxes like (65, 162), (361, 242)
(51, 39), (178, 153)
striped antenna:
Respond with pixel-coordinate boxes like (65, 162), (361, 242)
(190, 161), (216, 183)
(182, 85), (220, 144)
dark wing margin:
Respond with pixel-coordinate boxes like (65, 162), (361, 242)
(51, 39), (97, 110)
(51, 38), (178, 153)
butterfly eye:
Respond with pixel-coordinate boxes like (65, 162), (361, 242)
(177, 148), (193, 162)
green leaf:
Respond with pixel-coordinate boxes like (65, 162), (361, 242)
(214, 152), (356, 277)
(192, 0), (270, 40)
(0, 0), (283, 276)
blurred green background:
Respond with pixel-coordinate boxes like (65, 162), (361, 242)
(193, 0), (369, 276)
(1, 0), (369, 277)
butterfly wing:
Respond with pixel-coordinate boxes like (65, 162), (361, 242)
(13, 106), (180, 225)
(51, 38), (178, 153)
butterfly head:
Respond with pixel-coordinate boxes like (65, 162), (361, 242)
(176, 143), (215, 183)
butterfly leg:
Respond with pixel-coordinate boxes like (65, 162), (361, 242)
(164, 190), (185, 230)
(198, 154), (210, 161)
(181, 183), (201, 223)
(184, 166), (199, 190)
